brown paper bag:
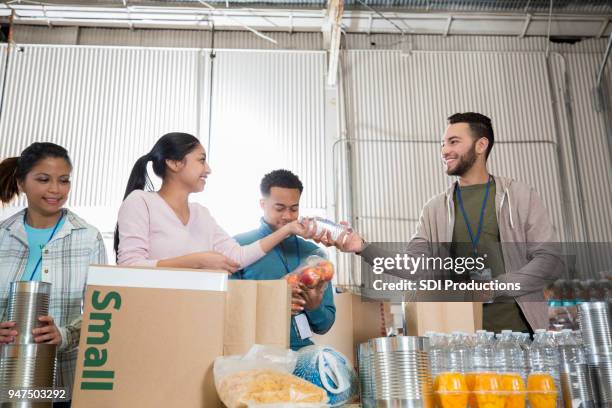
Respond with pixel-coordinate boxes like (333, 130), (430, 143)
(71, 266), (290, 408)
(224, 280), (291, 355)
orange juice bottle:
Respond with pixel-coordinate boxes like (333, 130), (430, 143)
(470, 330), (498, 408)
(465, 373), (476, 391)
(472, 372), (502, 392)
(465, 373), (477, 408)
(527, 373), (557, 408)
(472, 372), (506, 408)
(435, 372), (469, 408)
(501, 373), (526, 408)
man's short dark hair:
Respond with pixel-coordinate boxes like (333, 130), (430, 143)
(260, 169), (303, 196)
(447, 112), (495, 159)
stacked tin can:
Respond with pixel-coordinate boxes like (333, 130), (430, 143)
(577, 301), (612, 407)
(359, 342), (374, 408)
(358, 336), (434, 408)
(0, 281), (57, 408)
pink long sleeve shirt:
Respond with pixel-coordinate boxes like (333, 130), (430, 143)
(117, 190), (264, 267)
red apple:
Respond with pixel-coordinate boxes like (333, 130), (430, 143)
(312, 266), (324, 279)
(285, 274), (299, 287)
(299, 267), (321, 288)
(317, 261), (334, 282)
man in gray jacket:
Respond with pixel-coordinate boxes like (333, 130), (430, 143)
(327, 112), (563, 332)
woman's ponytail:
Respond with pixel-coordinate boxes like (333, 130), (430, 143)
(0, 157), (20, 204)
(115, 153), (154, 256)
(121, 153), (154, 200)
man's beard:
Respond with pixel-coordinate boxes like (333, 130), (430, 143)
(446, 143), (477, 176)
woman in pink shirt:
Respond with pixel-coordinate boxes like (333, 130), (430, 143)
(115, 133), (310, 272)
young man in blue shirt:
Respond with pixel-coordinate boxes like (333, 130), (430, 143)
(232, 169), (336, 350)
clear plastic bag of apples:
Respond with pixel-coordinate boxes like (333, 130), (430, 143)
(285, 256), (334, 309)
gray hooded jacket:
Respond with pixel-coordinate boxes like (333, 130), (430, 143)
(360, 175), (564, 330)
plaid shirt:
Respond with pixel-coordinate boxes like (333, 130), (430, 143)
(0, 209), (107, 396)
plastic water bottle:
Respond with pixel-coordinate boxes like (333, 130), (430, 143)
(472, 330), (496, 372)
(495, 330), (527, 381)
(570, 279), (587, 305)
(446, 332), (473, 373)
(299, 216), (346, 241)
(426, 332), (448, 378)
(572, 330), (583, 346)
(511, 331), (523, 347)
(530, 329), (562, 405)
(466, 333), (476, 348)
(558, 339), (583, 363)
(530, 330), (560, 379)
(518, 333), (532, 380)
(511, 332), (531, 373)
(513, 332), (531, 380)
(486, 332), (497, 354)
(591, 278), (612, 301)
(520, 332), (531, 347)
(557, 329), (576, 346)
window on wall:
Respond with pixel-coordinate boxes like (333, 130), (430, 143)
(194, 50), (329, 237)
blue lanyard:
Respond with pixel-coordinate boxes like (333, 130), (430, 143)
(455, 176), (491, 255)
(273, 236), (301, 274)
(24, 209), (65, 281)
(259, 222), (301, 274)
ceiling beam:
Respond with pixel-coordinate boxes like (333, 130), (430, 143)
(1, 4), (610, 38)
(323, 0), (343, 87)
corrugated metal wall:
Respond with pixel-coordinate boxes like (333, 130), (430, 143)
(341, 49), (564, 232)
(336, 39), (612, 286)
(0, 45), (202, 211)
(562, 54), (612, 244)
(0, 44), (206, 258)
(0, 45), (6, 113)
(547, 51), (612, 278)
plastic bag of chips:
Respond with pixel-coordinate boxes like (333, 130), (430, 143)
(214, 345), (329, 408)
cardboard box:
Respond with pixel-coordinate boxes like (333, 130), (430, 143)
(405, 302), (483, 335)
(71, 266), (290, 408)
(311, 292), (388, 367)
(312, 293), (483, 367)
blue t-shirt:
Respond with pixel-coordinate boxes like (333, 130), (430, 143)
(23, 217), (66, 281)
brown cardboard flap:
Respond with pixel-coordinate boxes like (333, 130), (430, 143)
(223, 280), (258, 356)
(255, 280), (291, 348)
